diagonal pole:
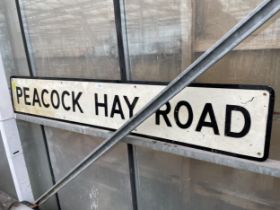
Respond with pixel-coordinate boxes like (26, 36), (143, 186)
(34, 0), (280, 207)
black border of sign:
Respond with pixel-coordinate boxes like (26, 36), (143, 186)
(10, 76), (275, 161)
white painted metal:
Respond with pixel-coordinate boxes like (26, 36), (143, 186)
(0, 53), (34, 202)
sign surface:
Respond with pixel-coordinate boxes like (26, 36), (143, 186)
(11, 77), (274, 160)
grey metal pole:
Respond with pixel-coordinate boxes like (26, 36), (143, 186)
(34, 0), (280, 207)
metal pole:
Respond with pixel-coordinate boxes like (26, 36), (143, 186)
(0, 52), (34, 202)
(35, 0), (280, 207)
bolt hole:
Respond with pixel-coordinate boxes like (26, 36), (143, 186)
(13, 151), (19, 155)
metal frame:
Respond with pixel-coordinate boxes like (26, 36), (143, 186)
(0, 53), (34, 202)
(16, 113), (280, 178)
(14, 0), (63, 209)
(113, 0), (139, 209)
(8, 0), (280, 208)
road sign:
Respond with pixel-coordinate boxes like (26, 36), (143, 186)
(11, 77), (274, 160)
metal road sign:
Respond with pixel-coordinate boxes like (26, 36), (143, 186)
(11, 77), (274, 160)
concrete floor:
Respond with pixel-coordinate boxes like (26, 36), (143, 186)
(0, 191), (16, 210)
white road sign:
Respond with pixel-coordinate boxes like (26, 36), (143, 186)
(11, 77), (274, 161)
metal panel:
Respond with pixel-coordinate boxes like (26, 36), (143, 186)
(44, 127), (132, 210)
(123, 1), (280, 210)
(17, 0), (134, 209)
(15, 114), (280, 178)
(0, 0), (60, 209)
(0, 0), (30, 78)
(131, 145), (280, 210)
(124, 0), (193, 82)
(16, 121), (59, 210)
(3, 2), (279, 209)
(132, 146), (278, 210)
(19, 0), (120, 80)
(0, 0), (16, 81)
(134, 148), (191, 210)
(188, 159), (280, 210)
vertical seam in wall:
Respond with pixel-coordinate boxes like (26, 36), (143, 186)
(15, 1), (62, 209)
(40, 126), (62, 210)
(15, 0), (34, 76)
(113, 0), (128, 81)
(113, 0), (139, 209)
(127, 144), (139, 210)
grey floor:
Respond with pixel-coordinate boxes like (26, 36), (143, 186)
(0, 191), (16, 210)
